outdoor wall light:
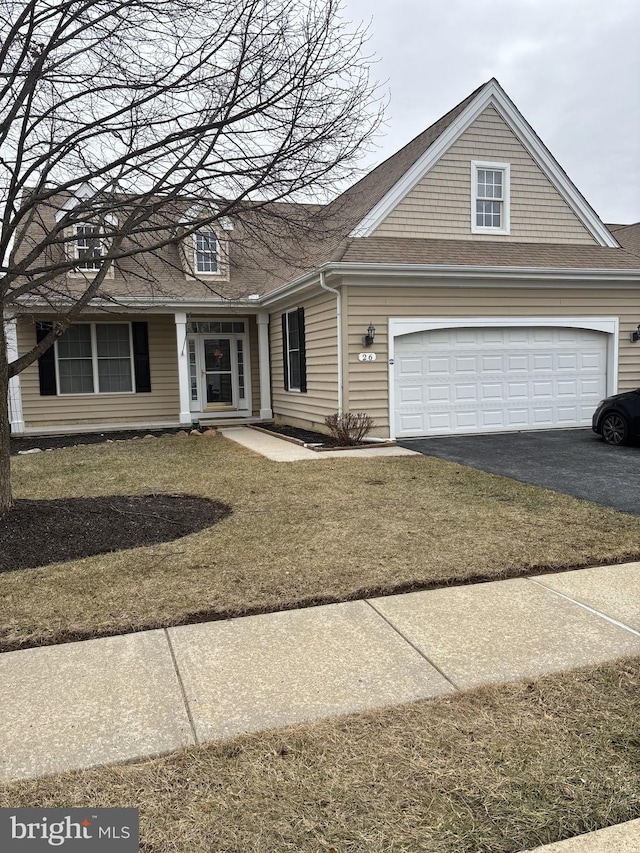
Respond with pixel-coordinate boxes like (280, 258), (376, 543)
(364, 321), (376, 347)
(631, 324), (640, 343)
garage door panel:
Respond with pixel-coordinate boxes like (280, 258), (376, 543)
(394, 326), (608, 438)
(558, 406), (579, 422)
(581, 353), (603, 370)
(532, 381), (553, 397)
(481, 384), (503, 399)
(507, 355), (529, 372)
(455, 411), (479, 428)
(454, 356), (477, 372)
(507, 382), (528, 398)
(557, 354), (578, 370)
(532, 408), (554, 424)
(482, 356), (503, 371)
(427, 385), (450, 402)
(507, 409), (529, 426)
(427, 357), (449, 373)
(533, 354), (553, 370)
(557, 380), (578, 396)
(581, 379), (602, 395)
(481, 410), (505, 427)
(398, 357), (422, 375)
(428, 413), (450, 430)
(399, 385), (423, 403)
(455, 384), (477, 401)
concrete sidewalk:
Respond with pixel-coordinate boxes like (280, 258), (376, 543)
(1, 562), (639, 783)
(219, 426), (419, 460)
(522, 818), (640, 851)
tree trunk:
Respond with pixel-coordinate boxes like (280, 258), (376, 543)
(0, 319), (14, 516)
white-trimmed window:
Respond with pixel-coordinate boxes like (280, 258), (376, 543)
(194, 230), (218, 273)
(74, 224), (104, 270)
(471, 161), (510, 234)
(56, 323), (134, 394)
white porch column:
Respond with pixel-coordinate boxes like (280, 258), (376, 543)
(256, 313), (272, 419)
(174, 312), (192, 426)
(5, 315), (25, 434)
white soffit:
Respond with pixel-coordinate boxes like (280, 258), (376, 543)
(350, 80), (618, 248)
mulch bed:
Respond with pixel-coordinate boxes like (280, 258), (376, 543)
(254, 423), (395, 451)
(0, 495), (231, 572)
(255, 423), (344, 447)
(10, 428), (184, 455)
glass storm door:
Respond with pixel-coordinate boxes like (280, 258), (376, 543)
(186, 324), (250, 414)
(203, 338), (233, 409)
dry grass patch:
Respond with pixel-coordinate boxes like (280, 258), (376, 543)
(2, 432), (640, 649)
(2, 658), (639, 852)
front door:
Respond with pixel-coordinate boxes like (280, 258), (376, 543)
(203, 338), (233, 409)
(187, 322), (250, 415)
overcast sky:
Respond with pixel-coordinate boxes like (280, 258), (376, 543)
(341, 0), (640, 224)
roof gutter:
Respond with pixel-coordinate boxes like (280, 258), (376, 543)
(259, 261), (640, 306)
(330, 262), (640, 281)
(319, 270), (343, 416)
(13, 260), (640, 314)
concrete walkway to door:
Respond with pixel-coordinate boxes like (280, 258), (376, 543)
(399, 428), (640, 516)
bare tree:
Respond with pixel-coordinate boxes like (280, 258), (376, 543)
(0, 0), (380, 514)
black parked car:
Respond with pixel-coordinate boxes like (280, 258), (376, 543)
(592, 389), (640, 445)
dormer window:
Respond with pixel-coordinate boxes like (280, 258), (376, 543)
(471, 161), (510, 235)
(194, 230), (218, 274)
(75, 224), (104, 270)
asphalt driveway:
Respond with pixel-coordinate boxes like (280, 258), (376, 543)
(399, 429), (640, 516)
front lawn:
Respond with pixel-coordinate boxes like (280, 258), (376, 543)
(2, 432), (640, 650)
(2, 657), (639, 852)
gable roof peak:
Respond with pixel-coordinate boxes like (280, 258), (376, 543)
(343, 78), (618, 248)
(324, 79), (491, 229)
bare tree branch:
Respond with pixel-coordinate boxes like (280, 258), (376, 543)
(0, 0), (381, 513)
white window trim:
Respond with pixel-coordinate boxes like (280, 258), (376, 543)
(67, 221), (115, 279)
(55, 321), (136, 395)
(74, 223), (104, 271)
(471, 161), (510, 235)
(193, 229), (220, 275)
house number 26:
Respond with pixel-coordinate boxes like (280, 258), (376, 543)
(358, 352), (377, 362)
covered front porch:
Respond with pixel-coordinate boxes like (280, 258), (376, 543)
(175, 311), (272, 426)
(9, 308), (273, 436)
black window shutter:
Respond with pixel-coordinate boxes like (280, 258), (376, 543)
(36, 322), (57, 396)
(281, 313), (289, 391)
(131, 321), (151, 393)
(297, 307), (307, 393)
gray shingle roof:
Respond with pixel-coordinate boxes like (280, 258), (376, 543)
(338, 236), (640, 270)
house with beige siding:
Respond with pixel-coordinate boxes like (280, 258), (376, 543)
(7, 79), (640, 439)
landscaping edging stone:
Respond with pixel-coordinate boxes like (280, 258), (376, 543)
(10, 427), (218, 455)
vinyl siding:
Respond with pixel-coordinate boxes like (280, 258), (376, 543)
(18, 314), (181, 428)
(344, 281), (639, 436)
(18, 313), (262, 428)
(270, 289), (339, 433)
(373, 106), (597, 244)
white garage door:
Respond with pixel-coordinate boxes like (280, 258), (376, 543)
(394, 326), (608, 438)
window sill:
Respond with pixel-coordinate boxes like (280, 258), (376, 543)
(55, 391), (138, 397)
(470, 226), (511, 236)
(67, 269), (115, 279)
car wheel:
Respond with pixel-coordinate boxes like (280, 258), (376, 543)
(601, 412), (629, 446)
